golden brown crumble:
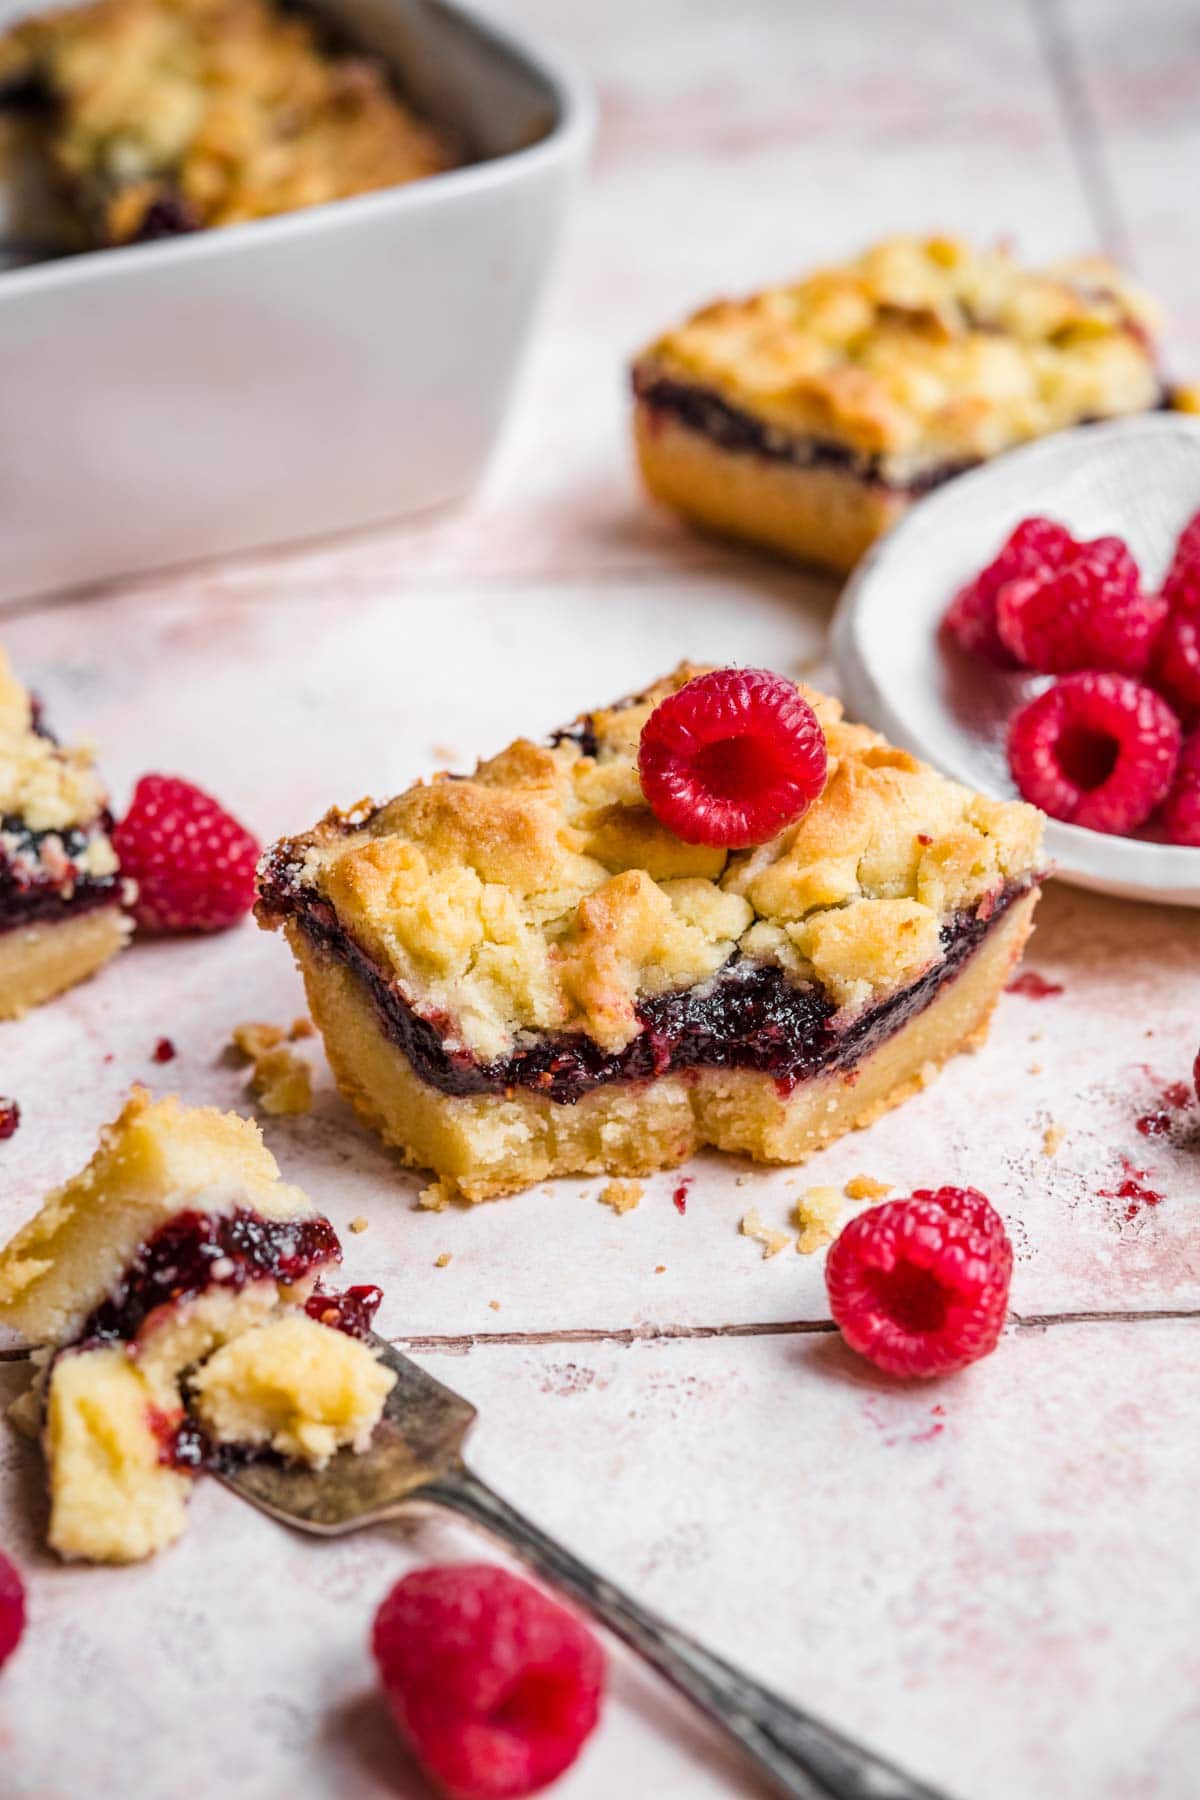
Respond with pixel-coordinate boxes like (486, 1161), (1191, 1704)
(599, 1178), (643, 1215)
(418, 1180), (453, 1213)
(434, 1252), (451, 1268)
(246, 1044), (312, 1117)
(348, 1216), (368, 1235)
(265, 665), (1042, 1065)
(739, 1208), (791, 1259)
(635, 236), (1161, 482)
(792, 1184), (843, 1254)
(1042, 1120), (1066, 1157)
(231, 1021), (285, 1060)
(844, 1173), (892, 1202)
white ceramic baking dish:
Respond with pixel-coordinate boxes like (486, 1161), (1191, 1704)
(0, 0), (593, 603)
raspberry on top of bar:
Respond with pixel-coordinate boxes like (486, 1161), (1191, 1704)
(635, 236), (1161, 487)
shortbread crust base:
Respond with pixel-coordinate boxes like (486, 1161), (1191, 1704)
(0, 906), (130, 1021)
(634, 404), (912, 575)
(286, 891), (1037, 1201)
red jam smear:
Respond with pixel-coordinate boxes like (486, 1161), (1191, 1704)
(1005, 971), (1063, 998)
(1099, 1159), (1165, 1221)
(305, 1283), (383, 1339)
(672, 1179), (690, 1215)
(1136, 1080), (1192, 1138)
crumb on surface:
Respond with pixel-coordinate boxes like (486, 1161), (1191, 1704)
(488, 1299), (500, 1311)
(739, 1208), (791, 1259)
(418, 1180), (453, 1212)
(599, 1178), (643, 1215)
(231, 1021), (285, 1060)
(249, 1044), (313, 1116)
(844, 1173), (892, 1202)
(792, 1184), (843, 1254)
(1042, 1120), (1066, 1157)
(290, 1017), (315, 1040)
(435, 1253), (452, 1268)
(1029, 1062), (1044, 1075)
(654, 1264), (667, 1274)
(348, 1216), (368, 1234)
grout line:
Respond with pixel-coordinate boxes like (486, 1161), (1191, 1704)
(1029, 0), (1133, 263)
(1011, 1306), (1200, 1328)
(397, 1320), (842, 1353)
(1, 1307), (1194, 1366)
(394, 1307), (1200, 1354)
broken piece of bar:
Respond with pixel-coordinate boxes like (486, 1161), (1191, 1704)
(0, 645), (129, 1019)
(257, 664), (1044, 1202)
(632, 235), (1164, 573)
(0, 1090), (395, 1563)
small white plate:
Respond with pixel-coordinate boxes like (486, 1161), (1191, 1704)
(832, 413), (1200, 906)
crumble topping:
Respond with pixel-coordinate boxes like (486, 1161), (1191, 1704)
(0, 648), (111, 836)
(635, 236), (1161, 482)
(261, 665), (1042, 1064)
(0, 0), (457, 247)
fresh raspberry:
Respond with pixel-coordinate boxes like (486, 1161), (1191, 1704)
(0, 1551), (26, 1669)
(637, 668), (827, 847)
(1007, 672), (1181, 834)
(942, 517), (1074, 665)
(1158, 727), (1200, 845)
(1153, 608), (1200, 717)
(911, 1184), (1009, 1243)
(1161, 507), (1200, 615)
(372, 1564), (604, 1800)
(113, 775), (260, 933)
(996, 536), (1163, 675)
(825, 1187), (1012, 1379)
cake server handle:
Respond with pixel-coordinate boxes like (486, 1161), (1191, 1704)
(421, 1464), (952, 1800)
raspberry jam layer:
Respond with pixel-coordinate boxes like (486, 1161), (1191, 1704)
(0, 816), (122, 934)
(261, 855), (1028, 1106)
(82, 1208), (342, 1344)
(633, 370), (1169, 498)
(632, 370), (974, 496)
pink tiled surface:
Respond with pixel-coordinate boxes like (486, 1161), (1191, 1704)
(2, 2), (1200, 1796)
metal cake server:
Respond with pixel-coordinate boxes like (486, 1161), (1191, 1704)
(220, 1333), (951, 1800)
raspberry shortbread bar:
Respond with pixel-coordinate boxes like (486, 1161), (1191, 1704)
(632, 235), (1164, 573)
(258, 665), (1044, 1202)
(0, 647), (129, 1018)
(0, 1091), (394, 1562)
